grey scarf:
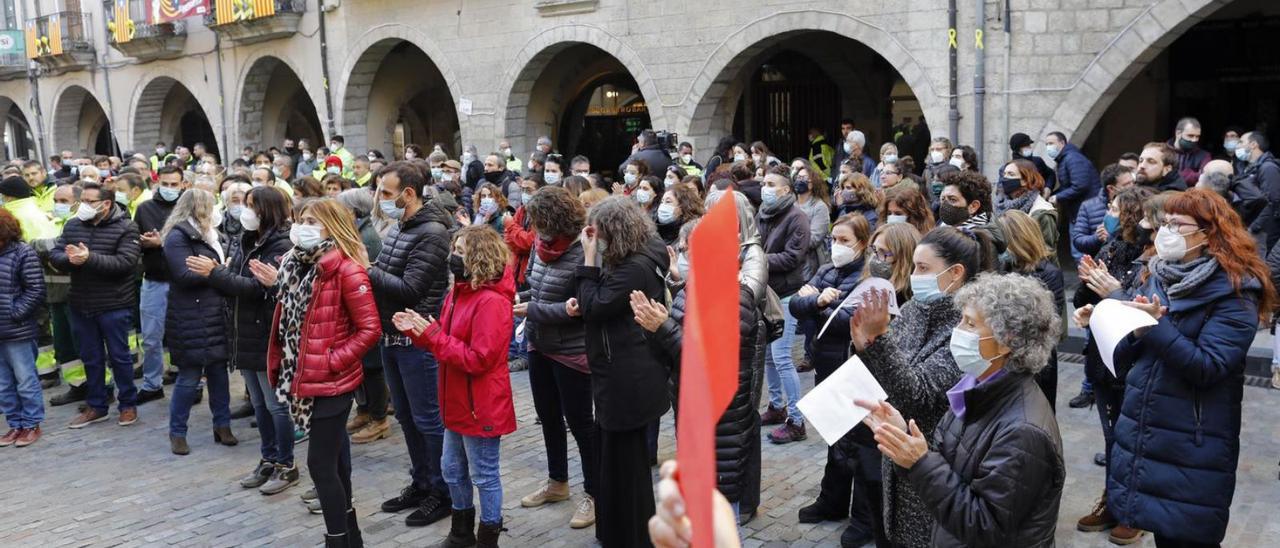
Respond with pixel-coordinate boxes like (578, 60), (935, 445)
(1148, 255), (1219, 300)
(994, 190), (1037, 216)
(758, 191), (796, 219)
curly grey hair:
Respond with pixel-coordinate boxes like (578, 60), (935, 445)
(952, 272), (1060, 374)
(587, 195), (656, 266)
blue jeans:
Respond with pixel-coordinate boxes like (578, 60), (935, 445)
(169, 362), (230, 437)
(766, 295), (803, 423)
(508, 319), (526, 361)
(244, 370), (294, 465)
(383, 345), (447, 493)
(139, 280), (169, 392)
(70, 307), (138, 413)
(442, 429), (504, 525)
(0, 339), (44, 428)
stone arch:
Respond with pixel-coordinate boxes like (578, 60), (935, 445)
(129, 75), (221, 155)
(497, 25), (667, 155)
(235, 53), (324, 150)
(1043, 0), (1227, 141)
(336, 25), (463, 155)
(0, 95), (36, 160)
(51, 83), (113, 156)
(682, 10), (944, 155)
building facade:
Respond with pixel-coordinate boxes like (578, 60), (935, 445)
(0, 0), (1268, 175)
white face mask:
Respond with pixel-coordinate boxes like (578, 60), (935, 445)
(949, 328), (1004, 378)
(949, 157), (966, 169)
(290, 223), (326, 250)
(635, 189), (653, 205)
(239, 207), (260, 231)
(1154, 224), (1203, 262)
(76, 202), (99, 221)
(886, 214), (908, 225)
(681, 154), (693, 164)
(930, 150), (945, 164)
(843, 142), (853, 155)
(830, 242), (861, 268)
(733, 153), (746, 162)
(1020, 146), (1034, 157)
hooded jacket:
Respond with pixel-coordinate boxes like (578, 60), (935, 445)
(576, 236), (671, 431)
(1108, 266), (1259, 544)
(49, 204), (141, 314)
(369, 199), (454, 335)
(410, 267), (517, 438)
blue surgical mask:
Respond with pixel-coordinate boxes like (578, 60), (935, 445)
(228, 205), (245, 221)
(886, 214), (908, 225)
(544, 172), (561, 185)
(883, 154), (898, 164)
(624, 173), (637, 186)
(1235, 146), (1250, 162)
(1224, 139), (1239, 152)
(949, 328), (1003, 378)
(521, 192), (532, 206)
(380, 197), (405, 220)
(290, 223), (326, 250)
(676, 252), (690, 280)
(910, 266), (956, 303)
(53, 203), (72, 220)
(635, 189), (653, 205)
(480, 197), (497, 213)
(761, 186), (780, 207)
(1103, 214), (1120, 235)
(657, 203), (676, 224)
(158, 186), (181, 202)
(431, 168), (444, 181)
(1044, 144), (1061, 159)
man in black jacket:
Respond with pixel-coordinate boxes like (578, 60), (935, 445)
(50, 182), (142, 429)
(368, 161), (457, 528)
(132, 167), (188, 403)
(1237, 131), (1280, 250)
(618, 129), (672, 177)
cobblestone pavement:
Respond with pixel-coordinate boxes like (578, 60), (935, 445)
(1, 359), (1277, 547)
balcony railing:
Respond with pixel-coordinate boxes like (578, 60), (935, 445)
(25, 12), (94, 59)
(206, 0), (304, 26)
(0, 51), (27, 80)
(106, 0), (185, 45)
(205, 0), (304, 45)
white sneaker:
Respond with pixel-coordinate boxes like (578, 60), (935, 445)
(1271, 368), (1280, 390)
(570, 495), (596, 529)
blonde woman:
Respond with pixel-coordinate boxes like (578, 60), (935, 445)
(833, 172), (881, 227)
(254, 198), (381, 547)
(996, 210), (1065, 409)
(864, 222), (922, 304)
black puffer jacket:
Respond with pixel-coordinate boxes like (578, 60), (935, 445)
(50, 206), (141, 314)
(162, 222), (230, 367)
(523, 240), (586, 356)
(906, 372), (1063, 547)
(206, 226), (293, 371)
(651, 284), (764, 503)
(577, 236), (671, 432)
(0, 241), (46, 341)
(789, 257), (865, 366)
(369, 200), (454, 334)
(757, 199), (810, 297)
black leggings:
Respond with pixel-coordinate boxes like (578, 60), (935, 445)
(527, 352), (598, 496)
(308, 394), (354, 535)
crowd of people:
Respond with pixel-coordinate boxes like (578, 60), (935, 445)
(0, 117), (1272, 548)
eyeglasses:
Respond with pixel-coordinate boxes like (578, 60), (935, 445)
(1161, 220), (1200, 234)
(872, 248), (895, 261)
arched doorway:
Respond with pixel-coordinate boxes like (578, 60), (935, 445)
(342, 39), (459, 159)
(691, 30), (928, 169)
(505, 43), (654, 178)
(238, 56), (322, 151)
(1080, 0), (1280, 166)
(0, 98), (35, 161)
(132, 76), (219, 159)
(52, 85), (116, 156)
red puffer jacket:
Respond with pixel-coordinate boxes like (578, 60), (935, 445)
(408, 266), (516, 437)
(268, 249), (381, 398)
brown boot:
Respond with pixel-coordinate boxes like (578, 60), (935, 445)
(351, 418), (390, 444)
(346, 411), (372, 433)
(214, 426), (239, 446)
(1108, 525), (1145, 545)
(1077, 495), (1118, 532)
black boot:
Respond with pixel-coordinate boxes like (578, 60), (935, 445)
(346, 509), (364, 548)
(50, 384), (86, 406)
(437, 508), (476, 548)
(324, 533), (349, 548)
(476, 519), (503, 548)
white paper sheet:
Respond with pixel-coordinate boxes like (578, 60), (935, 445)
(797, 356), (889, 446)
(814, 277), (899, 340)
(1090, 298), (1157, 376)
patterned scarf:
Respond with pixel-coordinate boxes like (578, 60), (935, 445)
(994, 190), (1037, 216)
(273, 240), (335, 431)
(1148, 255), (1219, 300)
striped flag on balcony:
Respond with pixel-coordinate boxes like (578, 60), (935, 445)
(23, 21), (36, 59)
(216, 0), (276, 25)
(113, 0), (131, 43)
(48, 14), (62, 56)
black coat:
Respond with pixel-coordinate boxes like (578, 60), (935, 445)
(50, 206), (141, 314)
(162, 223), (230, 367)
(619, 144), (673, 177)
(649, 283), (764, 503)
(522, 241), (586, 356)
(905, 372), (1064, 547)
(0, 241), (46, 341)
(206, 226), (293, 371)
(757, 202), (810, 297)
(1244, 152), (1280, 249)
(789, 258), (865, 366)
(134, 195), (178, 281)
(369, 201), (454, 334)
(576, 237), (670, 432)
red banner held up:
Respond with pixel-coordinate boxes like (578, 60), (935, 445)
(676, 194), (740, 548)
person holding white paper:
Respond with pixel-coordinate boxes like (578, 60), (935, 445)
(857, 273), (1064, 547)
(864, 222), (922, 304)
(1075, 190), (1273, 548)
(789, 214), (880, 546)
(847, 226), (996, 548)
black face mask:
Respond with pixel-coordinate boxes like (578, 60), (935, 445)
(938, 202), (971, 226)
(868, 256), (893, 280)
(999, 177), (1022, 196)
(483, 171), (503, 183)
(448, 254), (467, 281)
